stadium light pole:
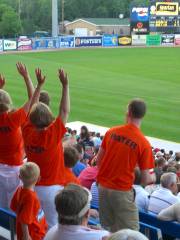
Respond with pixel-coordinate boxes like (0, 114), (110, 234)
(52, 0), (59, 37)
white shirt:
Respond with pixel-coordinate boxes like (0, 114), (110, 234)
(44, 224), (109, 240)
(148, 187), (180, 214)
(133, 185), (149, 212)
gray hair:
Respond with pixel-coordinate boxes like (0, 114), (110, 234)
(108, 229), (148, 240)
(160, 172), (177, 188)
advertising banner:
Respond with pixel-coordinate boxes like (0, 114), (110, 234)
(175, 34), (180, 45)
(132, 35), (146, 46)
(0, 40), (3, 52)
(18, 38), (32, 51)
(130, 7), (149, 34)
(32, 38), (59, 50)
(161, 34), (175, 46)
(103, 35), (118, 47)
(75, 37), (102, 47)
(146, 35), (161, 46)
(118, 36), (132, 46)
(59, 36), (75, 48)
(156, 2), (179, 16)
(3, 39), (17, 51)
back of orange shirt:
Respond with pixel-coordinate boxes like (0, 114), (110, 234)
(22, 117), (66, 186)
(64, 167), (81, 186)
(97, 124), (154, 191)
(10, 187), (47, 240)
(0, 108), (27, 166)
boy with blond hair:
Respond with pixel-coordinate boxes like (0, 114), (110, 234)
(11, 162), (47, 240)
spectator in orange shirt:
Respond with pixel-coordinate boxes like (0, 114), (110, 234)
(96, 99), (155, 232)
(0, 62), (34, 208)
(11, 162), (47, 240)
(64, 145), (81, 186)
(22, 68), (70, 228)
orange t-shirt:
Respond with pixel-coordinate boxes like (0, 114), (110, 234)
(0, 108), (27, 166)
(22, 117), (66, 186)
(97, 124), (155, 191)
(64, 167), (81, 186)
(10, 187), (47, 240)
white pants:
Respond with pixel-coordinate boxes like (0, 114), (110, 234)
(0, 164), (21, 208)
(35, 185), (64, 229)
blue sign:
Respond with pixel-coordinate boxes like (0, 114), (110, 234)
(103, 35), (118, 47)
(60, 36), (75, 48)
(32, 38), (59, 50)
(131, 7), (149, 22)
(75, 37), (102, 47)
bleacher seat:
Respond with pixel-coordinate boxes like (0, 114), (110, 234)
(0, 208), (16, 240)
(139, 210), (180, 238)
(140, 222), (162, 240)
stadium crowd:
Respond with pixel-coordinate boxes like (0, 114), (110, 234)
(0, 62), (180, 240)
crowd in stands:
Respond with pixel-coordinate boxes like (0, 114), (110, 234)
(0, 62), (180, 240)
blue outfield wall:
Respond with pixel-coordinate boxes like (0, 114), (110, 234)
(0, 34), (180, 52)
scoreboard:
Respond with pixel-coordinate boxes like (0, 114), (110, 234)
(149, 0), (180, 33)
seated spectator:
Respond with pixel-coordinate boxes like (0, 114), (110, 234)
(158, 202), (180, 222)
(92, 133), (102, 148)
(11, 162), (47, 240)
(78, 160), (98, 189)
(133, 168), (149, 212)
(44, 184), (109, 240)
(107, 229), (148, 240)
(72, 143), (87, 177)
(64, 145), (81, 186)
(148, 172), (180, 214)
(90, 182), (99, 208)
(154, 157), (166, 184)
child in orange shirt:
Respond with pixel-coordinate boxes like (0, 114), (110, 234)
(64, 145), (81, 186)
(11, 162), (47, 240)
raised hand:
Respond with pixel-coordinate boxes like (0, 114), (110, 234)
(0, 74), (5, 89)
(16, 62), (29, 80)
(58, 69), (68, 87)
(35, 68), (46, 86)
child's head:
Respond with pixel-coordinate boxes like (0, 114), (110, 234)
(39, 91), (50, 106)
(29, 102), (54, 129)
(64, 146), (79, 168)
(20, 162), (40, 187)
(0, 89), (12, 113)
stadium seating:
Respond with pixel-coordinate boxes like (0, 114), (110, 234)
(140, 222), (162, 240)
(0, 208), (16, 240)
(139, 210), (180, 238)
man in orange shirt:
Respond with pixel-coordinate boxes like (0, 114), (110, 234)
(22, 68), (70, 228)
(11, 162), (47, 240)
(0, 63), (34, 208)
(96, 99), (155, 232)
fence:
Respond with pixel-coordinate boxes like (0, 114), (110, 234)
(0, 34), (180, 52)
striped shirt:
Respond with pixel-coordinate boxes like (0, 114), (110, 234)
(90, 182), (99, 208)
(148, 187), (180, 214)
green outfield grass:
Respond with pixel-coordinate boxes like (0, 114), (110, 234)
(0, 47), (180, 142)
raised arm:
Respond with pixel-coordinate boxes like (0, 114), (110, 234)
(16, 62), (34, 99)
(58, 69), (70, 125)
(0, 74), (6, 89)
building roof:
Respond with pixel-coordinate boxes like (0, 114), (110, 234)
(82, 18), (130, 26)
(65, 18), (130, 27)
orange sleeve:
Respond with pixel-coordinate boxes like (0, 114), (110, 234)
(9, 108), (27, 127)
(18, 194), (36, 225)
(52, 117), (67, 143)
(138, 145), (155, 170)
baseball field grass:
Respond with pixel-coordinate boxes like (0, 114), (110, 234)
(0, 47), (179, 142)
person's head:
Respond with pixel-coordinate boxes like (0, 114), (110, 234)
(126, 99), (146, 124)
(160, 172), (177, 194)
(156, 157), (166, 169)
(169, 150), (173, 156)
(80, 126), (89, 139)
(175, 152), (180, 161)
(134, 167), (141, 185)
(64, 146), (80, 168)
(19, 162), (40, 187)
(108, 229), (148, 240)
(55, 184), (92, 225)
(74, 143), (84, 160)
(39, 91), (50, 106)
(29, 102), (54, 129)
(0, 89), (12, 113)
